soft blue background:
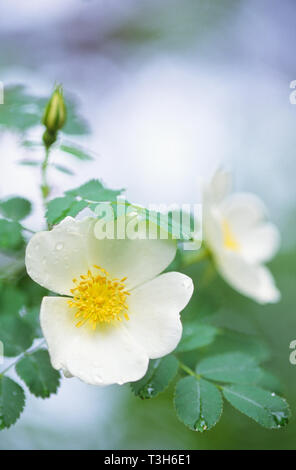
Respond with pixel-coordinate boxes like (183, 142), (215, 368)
(0, 0), (295, 449)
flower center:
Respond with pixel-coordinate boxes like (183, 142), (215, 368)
(68, 265), (130, 330)
(222, 219), (240, 252)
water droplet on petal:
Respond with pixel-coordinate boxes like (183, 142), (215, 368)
(55, 242), (64, 251)
(182, 278), (192, 291)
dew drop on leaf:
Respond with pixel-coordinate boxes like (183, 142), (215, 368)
(271, 411), (289, 428)
(144, 385), (155, 398)
(194, 416), (208, 432)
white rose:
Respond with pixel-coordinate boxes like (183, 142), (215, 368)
(203, 169), (280, 304)
(25, 216), (193, 385)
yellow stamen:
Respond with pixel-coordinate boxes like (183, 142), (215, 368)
(222, 219), (240, 252)
(68, 265), (130, 330)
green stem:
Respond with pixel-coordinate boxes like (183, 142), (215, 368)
(0, 339), (46, 377)
(179, 361), (201, 380)
(41, 146), (51, 204)
(178, 361), (224, 390)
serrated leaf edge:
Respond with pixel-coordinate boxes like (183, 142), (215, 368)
(222, 385), (291, 429)
(173, 376), (224, 432)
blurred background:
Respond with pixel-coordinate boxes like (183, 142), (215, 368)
(0, 0), (295, 449)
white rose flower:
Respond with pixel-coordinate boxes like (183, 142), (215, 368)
(203, 169), (280, 304)
(25, 216), (193, 386)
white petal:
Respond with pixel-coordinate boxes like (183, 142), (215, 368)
(203, 168), (232, 206)
(126, 272), (194, 358)
(238, 223), (280, 264)
(216, 252), (281, 304)
(26, 216), (176, 295)
(220, 192), (268, 234)
(25, 217), (91, 296)
(40, 296), (149, 386)
(219, 193), (280, 263)
(91, 217), (177, 289)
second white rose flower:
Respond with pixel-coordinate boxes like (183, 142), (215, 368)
(203, 169), (280, 304)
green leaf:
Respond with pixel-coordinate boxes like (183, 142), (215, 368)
(22, 306), (43, 338)
(131, 355), (179, 399)
(47, 181), (193, 241)
(60, 143), (94, 161)
(0, 315), (35, 357)
(66, 180), (122, 202)
(0, 219), (24, 251)
(46, 180), (123, 226)
(16, 350), (60, 398)
(21, 140), (41, 148)
(176, 322), (219, 352)
(140, 209), (193, 241)
(18, 159), (40, 167)
(101, 203), (194, 242)
(0, 376), (25, 430)
(174, 376), (223, 431)
(46, 196), (88, 226)
(0, 258), (25, 282)
(52, 164), (74, 176)
(0, 284), (27, 315)
(18, 275), (47, 309)
(0, 85), (42, 132)
(196, 352), (263, 384)
(222, 384), (290, 429)
(0, 197), (32, 221)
